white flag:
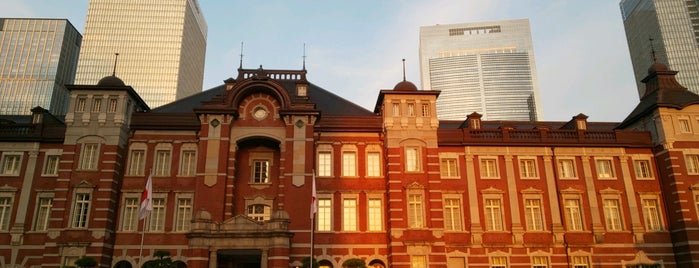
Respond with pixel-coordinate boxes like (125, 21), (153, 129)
(139, 172), (153, 220)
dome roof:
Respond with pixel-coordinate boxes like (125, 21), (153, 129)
(393, 80), (418, 91)
(648, 62), (669, 74)
(97, 75), (126, 87)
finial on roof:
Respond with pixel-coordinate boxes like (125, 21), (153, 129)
(303, 43), (307, 71)
(112, 53), (119, 76)
(649, 37), (657, 63)
(402, 58), (406, 81)
(239, 42), (244, 69)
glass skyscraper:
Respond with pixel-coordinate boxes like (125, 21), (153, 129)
(75, 0), (207, 108)
(0, 18), (81, 115)
(419, 19), (543, 121)
(621, 0), (699, 97)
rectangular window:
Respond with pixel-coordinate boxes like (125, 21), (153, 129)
(148, 198), (165, 232)
(80, 143), (99, 170)
(532, 256), (548, 268)
(410, 255), (426, 268)
(407, 103), (415, 116)
(596, 159), (615, 178)
(421, 103), (430, 117)
(317, 198), (332, 231)
(642, 198), (663, 231)
(42, 155), (60, 176)
(175, 197), (192, 232)
(180, 150), (196, 176)
(524, 198), (544, 231)
(247, 204), (271, 221)
(679, 118), (692, 133)
(367, 198), (382, 231)
(572, 256), (589, 268)
(634, 160), (653, 179)
(519, 159), (538, 178)
(0, 153), (21, 176)
(686, 154), (699, 174)
(34, 197), (52, 231)
(121, 198), (139, 231)
(490, 256), (507, 268)
(252, 160), (270, 183)
(108, 98), (118, 113)
(91, 98), (102, 112)
(75, 97), (86, 112)
(342, 152), (357, 177)
(480, 158), (499, 178)
(154, 150), (171, 176)
(443, 198), (463, 231)
(440, 158), (459, 178)
(0, 197), (12, 231)
(406, 147), (420, 172)
(342, 198), (357, 231)
(128, 150), (145, 176)
(484, 198), (503, 231)
(603, 199), (623, 231)
(564, 199), (584, 231)
(71, 193), (90, 228)
(408, 193), (424, 228)
(558, 159), (577, 178)
(317, 151), (332, 177)
(366, 152), (381, 177)
(392, 103), (400, 116)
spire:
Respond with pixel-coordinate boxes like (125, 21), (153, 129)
(303, 43), (307, 71)
(649, 37), (657, 63)
(239, 42), (244, 69)
(112, 53), (119, 76)
(402, 58), (406, 81)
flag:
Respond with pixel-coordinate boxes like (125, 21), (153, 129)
(139, 172), (153, 220)
(310, 171), (317, 219)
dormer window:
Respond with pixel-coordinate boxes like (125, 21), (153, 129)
(297, 84), (308, 97)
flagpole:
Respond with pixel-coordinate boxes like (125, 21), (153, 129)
(138, 169), (153, 266)
(139, 213), (148, 266)
(310, 170), (317, 268)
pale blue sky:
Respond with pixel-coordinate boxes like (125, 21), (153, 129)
(2, 1), (641, 122)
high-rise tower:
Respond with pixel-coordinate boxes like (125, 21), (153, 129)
(75, 0), (207, 108)
(620, 0), (699, 97)
(419, 19), (543, 121)
(0, 18), (81, 115)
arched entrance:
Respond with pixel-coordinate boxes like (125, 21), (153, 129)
(217, 249), (261, 268)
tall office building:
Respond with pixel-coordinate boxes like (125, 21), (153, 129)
(621, 0), (699, 97)
(75, 0), (207, 108)
(419, 19), (543, 121)
(0, 18), (81, 115)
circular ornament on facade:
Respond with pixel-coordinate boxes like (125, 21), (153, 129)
(295, 119), (305, 128)
(210, 119), (220, 127)
(253, 106), (269, 120)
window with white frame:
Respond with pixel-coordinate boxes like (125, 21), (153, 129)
(410, 255), (426, 268)
(252, 160), (270, 183)
(407, 103), (415, 116)
(532, 256), (549, 268)
(405, 147), (420, 172)
(342, 198), (358, 231)
(180, 149), (196, 176)
(564, 198), (584, 231)
(43, 154), (60, 176)
(443, 197), (463, 231)
(342, 151), (357, 177)
(0, 196), (13, 231)
(366, 151), (381, 177)
(317, 198), (332, 231)
(392, 103), (400, 117)
(1, 153), (22, 176)
(408, 192), (424, 228)
(421, 103), (430, 117)
(524, 198), (544, 231)
(91, 98), (102, 112)
(679, 118), (692, 133)
(147, 197), (165, 232)
(484, 198), (504, 231)
(71, 193), (91, 228)
(572, 256), (589, 268)
(128, 149), (145, 176)
(108, 98), (118, 113)
(686, 154), (699, 174)
(317, 150), (332, 177)
(121, 197), (139, 231)
(75, 97), (86, 112)
(80, 143), (99, 170)
(641, 197), (663, 231)
(367, 197), (382, 231)
(480, 158), (499, 178)
(34, 196), (52, 231)
(596, 159), (615, 179)
(634, 159), (653, 179)
(519, 158), (538, 178)
(174, 196), (192, 232)
(603, 199), (623, 231)
(247, 204), (271, 221)
(440, 157), (459, 178)
(154, 149), (171, 176)
(490, 256), (507, 268)
(558, 158), (577, 179)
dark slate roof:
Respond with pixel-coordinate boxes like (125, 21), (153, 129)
(617, 63), (699, 129)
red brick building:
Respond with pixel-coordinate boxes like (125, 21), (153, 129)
(0, 62), (697, 267)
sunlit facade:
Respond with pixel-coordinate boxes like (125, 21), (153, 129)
(0, 18), (81, 115)
(75, 0), (207, 108)
(621, 0), (699, 97)
(419, 19), (543, 121)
